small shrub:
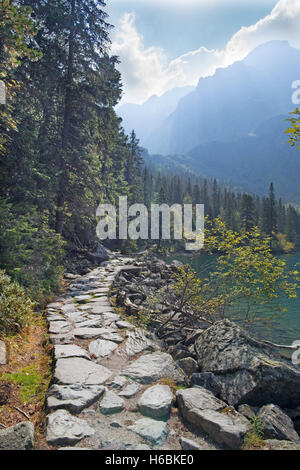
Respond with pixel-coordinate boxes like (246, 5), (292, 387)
(0, 269), (34, 335)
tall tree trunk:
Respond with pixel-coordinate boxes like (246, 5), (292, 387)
(55, 0), (76, 234)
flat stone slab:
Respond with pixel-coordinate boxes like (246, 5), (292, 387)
(50, 333), (75, 345)
(125, 329), (157, 358)
(75, 318), (103, 329)
(138, 385), (174, 418)
(89, 339), (118, 358)
(180, 437), (203, 450)
(116, 321), (135, 330)
(97, 331), (124, 344)
(87, 288), (110, 295)
(47, 384), (105, 413)
(49, 321), (73, 335)
(102, 312), (121, 322)
(128, 418), (168, 445)
(74, 295), (92, 303)
(123, 352), (186, 385)
(54, 358), (112, 385)
(119, 383), (141, 399)
(99, 391), (125, 415)
(46, 409), (94, 446)
(90, 306), (115, 315)
(176, 387), (225, 414)
(107, 376), (128, 390)
(54, 345), (90, 361)
(87, 296), (109, 303)
(0, 422), (34, 450)
(73, 328), (109, 339)
(47, 302), (63, 309)
(61, 304), (79, 314)
(0, 340), (7, 365)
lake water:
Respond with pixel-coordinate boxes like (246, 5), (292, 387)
(165, 251), (300, 345)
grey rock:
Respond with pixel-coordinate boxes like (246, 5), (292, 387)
(90, 305), (114, 315)
(101, 312), (121, 324)
(49, 321), (73, 335)
(75, 318), (103, 329)
(74, 295), (92, 303)
(177, 387), (225, 415)
(238, 404), (257, 421)
(0, 422), (34, 450)
(185, 329), (205, 346)
(176, 357), (198, 377)
(54, 357), (112, 385)
(74, 327), (109, 339)
(263, 439), (300, 450)
(191, 372), (222, 397)
(54, 345), (90, 361)
(116, 321), (135, 330)
(177, 387), (251, 449)
(180, 437), (203, 450)
(97, 331), (124, 344)
(119, 383), (141, 398)
(47, 384), (105, 413)
(47, 302), (63, 309)
(46, 409), (94, 446)
(100, 440), (151, 450)
(107, 376), (128, 390)
(99, 391), (125, 414)
(125, 328), (157, 357)
(50, 333), (75, 345)
(128, 418), (168, 445)
(123, 352), (186, 385)
(110, 421), (123, 428)
(257, 404), (300, 442)
(61, 304), (79, 314)
(138, 385), (174, 418)
(58, 447), (91, 450)
(89, 339), (118, 358)
(195, 319), (300, 408)
(0, 340), (7, 365)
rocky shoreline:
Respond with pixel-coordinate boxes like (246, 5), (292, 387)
(1, 252), (300, 450)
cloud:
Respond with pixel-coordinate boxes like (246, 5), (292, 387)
(112, 0), (300, 104)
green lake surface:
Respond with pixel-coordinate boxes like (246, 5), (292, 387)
(165, 251), (300, 346)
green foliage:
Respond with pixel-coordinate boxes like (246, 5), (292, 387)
(1, 365), (47, 402)
(170, 218), (299, 325)
(286, 108), (300, 149)
(0, 269), (34, 335)
(0, 199), (65, 302)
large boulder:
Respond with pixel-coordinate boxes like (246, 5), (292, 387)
(122, 352), (185, 385)
(195, 319), (300, 408)
(177, 387), (251, 449)
(46, 409), (94, 446)
(47, 384), (105, 414)
(138, 385), (174, 418)
(0, 422), (34, 450)
(257, 404), (300, 442)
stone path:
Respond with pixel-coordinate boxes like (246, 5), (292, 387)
(45, 256), (217, 450)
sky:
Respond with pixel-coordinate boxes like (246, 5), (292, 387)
(106, 0), (300, 104)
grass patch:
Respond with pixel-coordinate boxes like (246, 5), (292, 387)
(242, 416), (265, 450)
(1, 366), (48, 403)
(0, 315), (52, 449)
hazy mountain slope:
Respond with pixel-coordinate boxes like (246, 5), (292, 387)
(165, 41), (300, 155)
(150, 114), (300, 202)
(117, 86), (194, 153)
